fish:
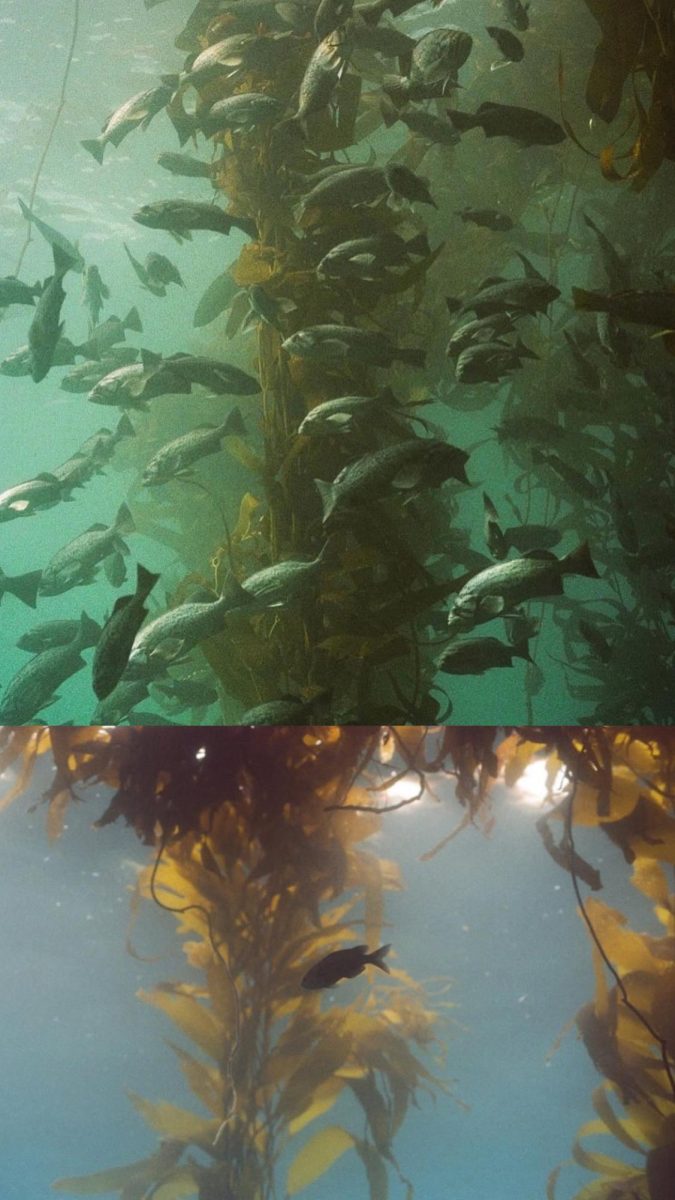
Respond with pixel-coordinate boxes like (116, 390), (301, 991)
(145, 253), (184, 290)
(81, 78), (178, 163)
(87, 350), (192, 408)
(448, 101), (565, 146)
(282, 324), (425, 367)
(482, 493), (508, 559)
(81, 264), (110, 330)
(384, 163), (436, 207)
(28, 244), (76, 382)
(437, 634), (532, 675)
(286, 24), (352, 127)
(383, 26), (472, 104)
(240, 694), (327, 723)
(446, 543), (599, 635)
(298, 389), (423, 436)
(164, 353), (261, 395)
(1, 336), (78, 376)
(456, 207), (514, 231)
(458, 275), (559, 317)
(302, 943), (391, 988)
(243, 284), (293, 331)
(39, 502), (135, 596)
(502, 0), (529, 31)
(50, 452), (101, 491)
(486, 25), (525, 63)
(314, 0), (353, 39)
(0, 612), (96, 724)
(381, 105), (460, 145)
(91, 677), (150, 725)
(156, 151), (216, 179)
(180, 32), (269, 88)
(231, 543), (332, 608)
(530, 449), (601, 499)
(446, 312), (518, 357)
(17, 615), (101, 654)
(316, 231), (430, 280)
(60, 350), (140, 393)
(0, 276), (41, 307)
(17, 199), (85, 273)
(142, 408), (245, 485)
(299, 165), (389, 211)
(572, 287), (675, 330)
(124, 243), (165, 297)
(0, 473), (71, 522)
(0, 564), (42, 608)
(77, 307), (143, 360)
(349, 19), (415, 59)
(202, 92), (284, 136)
(153, 676), (220, 710)
(316, 438), (469, 525)
(455, 337), (536, 383)
(133, 200), (257, 242)
(129, 588), (239, 665)
(93, 564), (161, 700)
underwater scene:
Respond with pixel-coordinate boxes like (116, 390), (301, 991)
(2, 725), (675, 1200)
(0, 0), (673, 726)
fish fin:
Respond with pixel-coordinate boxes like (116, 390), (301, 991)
(115, 412), (135, 439)
(124, 306), (143, 332)
(136, 563), (160, 600)
(562, 541), (599, 579)
(87, 522), (108, 532)
(78, 611), (102, 646)
(479, 594), (506, 617)
(315, 478), (338, 521)
(3, 568), (42, 608)
(140, 348), (163, 370)
(382, 74), (409, 106)
(392, 463), (423, 490)
(104, 551), (127, 587)
(381, 99), (399, 128)
(223, 406), (246, 438)
(80, 137), (105, 164)
(522, 548), (557, 560)
(482, 491), (499, 519)
(515, 251), (544, 281)
(446, 108), (476, 132)
(220, 572), (249, 605)
(368, 943), (391, 974)
(115, 502), (135, 534)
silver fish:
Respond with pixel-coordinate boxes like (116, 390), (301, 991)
(142, 408), (245, 485)
(17, 615), (101, 654)
(316, 231), (430, 280)
(81, 78), (178, 163)
(39, 502), (135, 596)
(82, 264), (110, 330)
(437, 635), (532, 675)
(0, 473), (70, 522)
(455, 337), (536, 383)
(28, 244), (76, 382)
(203, 92), (284, 135)
(282, 324), (425, 367)
(0, 613), (96, 724)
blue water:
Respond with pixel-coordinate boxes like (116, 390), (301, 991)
(0, 744), (655, 1200)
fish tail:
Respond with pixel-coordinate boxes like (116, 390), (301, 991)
(3, 568), (42, 609)
(315, 478), (338, 524)
(115, 413), (136, 440)
(368, 944), (391, 974)
(482, 491), (499, 519)
(81, 137), (105, 164)
(79, 610), (102, 647)
(136, 564), (161, 601)
(115, 502), (135, 535)
(222, 406), (246, 438)
(124, 306), (143, 332)
(511, 636), (533, 663)
(562, 541), (599, 579)
(446, 108), (477, 132)
(572, 287), (607, 313)
(52, 243), (76, 277)
(396, 347), (426, 367)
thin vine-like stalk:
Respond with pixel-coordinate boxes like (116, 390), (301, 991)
(15, 0), (80, 275)
(563, 768), (675, 1102)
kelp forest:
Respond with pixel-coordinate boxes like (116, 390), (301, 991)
(2, 724), (675, 1199)
(1, 0), (673, 725)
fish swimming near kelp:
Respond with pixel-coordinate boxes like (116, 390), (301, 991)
(301, 943), (391, 988)
(282, 324), (425, 367)
(93, 564), (161, 700)
(28, 244), (77, 382)
(39, 503), (136, 596)
(142, 409), (245, 485)
(448, 101), (565, 146)
(133, 199), (257, 242)
(81, 78), (179, 163)
(0, 612), (98, 724)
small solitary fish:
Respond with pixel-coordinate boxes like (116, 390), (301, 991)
(486, 25), (525, 64)
(301, 943), (391, 989)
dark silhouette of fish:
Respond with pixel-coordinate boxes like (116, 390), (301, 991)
(301, 943), (391, 989)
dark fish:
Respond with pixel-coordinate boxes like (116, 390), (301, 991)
(164, 353), (261, 395)
(317, 231), (430, 280)
(60, 351), (140, 393)
(39, 502), (135, 596)
(18, 615), (101, 654)
(446, 543), (599, 635)
(316, 438), (469, 525)
(0, 473), (70, 522)
(153, 676), (220, 709)
(282, 324), (425, 367)
(202, 92), (284, 135)
(437, 634), (531, 675)
(288, 24), (352, 126)
(299, 165), (389, 211)
(482, 492), (508, 559)
(385, 163), (436, 207)
(91, 677), (150, 725)
(381, 105), (460, 146)
(133, 200), (257, 242)
(142, 408), (245, 485)
(314, 0), (353, 40)
(93, 564), (161, 699)
(495, 415), (568, 445)
(502, 0), (529, 31)
(87, 350), (193, 408)
(0, 613), (97, 724)
(82, 264), (110, 330)
(28, 244), (76, 382)
(124, 243), (166, 297)
(448, 101), (565, 146)
(446, 312), (518, 357)
(77, 307), (143, 360)
(486, 25), (524, 63)
(229, 543), (333, 610)
(572, 287), (675, 331)
(456, 207), (514, 231)
(455, 337), (536, 383)
(146, 253), (184, 290)
(298, 389), (423, 436)
(17, 199), (85, 272)
(301, 943), (391, 989)
(0, 564), (42, 608)
(81, 78), (178, 163)
(459, 276), (559, 317)
(129, 589), (238, 665)
(180, 32), (265, 88)
(577, 618), (612, 663)
(383, 26), (472, 104)
(0, 275), (41, 307)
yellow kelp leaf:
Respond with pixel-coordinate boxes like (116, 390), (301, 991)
(231, 491), (261, 544)
(590, 1085), (648, 1154)
(286, 1125), (355, 1195)
(572, 768), (641, 826)
(137, 988), (224, 1061)
(127, 1092), (220, 1144)
(572, 1138), (640, 1178)
(583, 900), (659, 974)
(233, 242), (276, 286)
(150, 1167), (199, 1200)
(166, 1041), (223, 1115)
(288, 1076), (345, 1134)
(277, 1032), (353, 1120)
(631, 858), (672, 919)
(52, 1161), (159, 1195)
(501, 738), (543, 787)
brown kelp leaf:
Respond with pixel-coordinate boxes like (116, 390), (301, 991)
(354, 1136), (389, 1200)
(286, 1125), (356, 1195)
